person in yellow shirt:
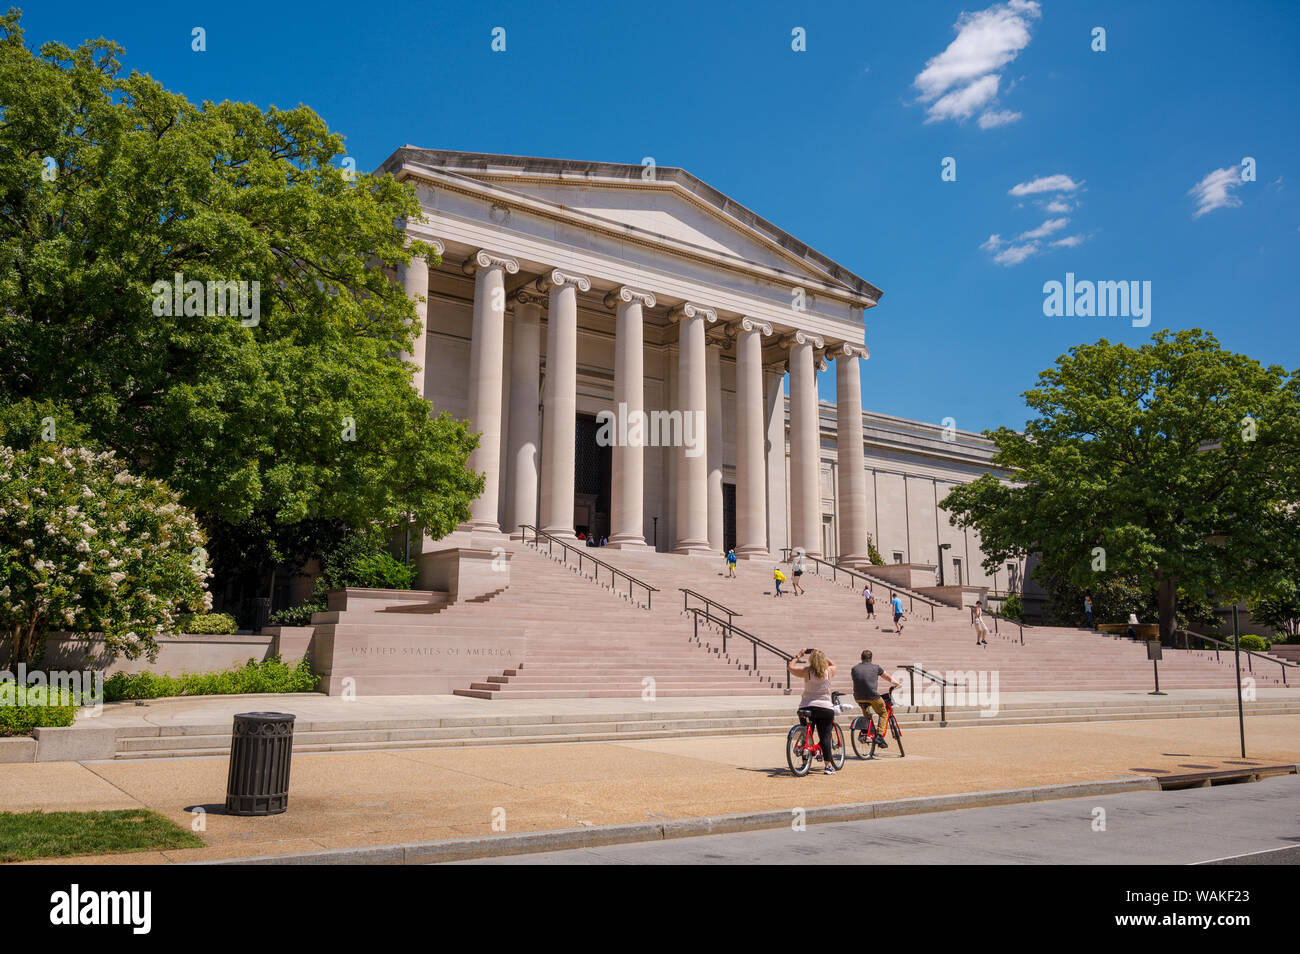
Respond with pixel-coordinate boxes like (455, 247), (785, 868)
(773, 565), (786, 597)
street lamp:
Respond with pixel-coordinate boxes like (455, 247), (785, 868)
(1197, 438), (1246, 758)
(938, 543), (952, 586)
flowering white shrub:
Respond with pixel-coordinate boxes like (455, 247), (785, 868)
(0, 444), (211, 663)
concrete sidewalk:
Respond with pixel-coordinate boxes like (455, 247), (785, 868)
(4, 713), (1298, 864)
(81, 686), (1300, 731)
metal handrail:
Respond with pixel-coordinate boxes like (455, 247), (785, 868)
(899, 664), (951, 727)
(518, 525), (659, 609)
(981, 604), (1025, 645)
(687, 607), (792, 691)
(780, 548), (939, 622)
(679, 588), (743, 628)
(1170, 628), (1295, 686)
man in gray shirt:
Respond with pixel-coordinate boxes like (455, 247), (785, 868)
(851, 650), (900, 747)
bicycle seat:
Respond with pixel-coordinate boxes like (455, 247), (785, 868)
(796, 707), (815, 717)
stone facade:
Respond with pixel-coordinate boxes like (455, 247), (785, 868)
(380, 148), (1032, 603)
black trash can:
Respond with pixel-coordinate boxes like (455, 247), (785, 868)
(225, 712), (295, 816)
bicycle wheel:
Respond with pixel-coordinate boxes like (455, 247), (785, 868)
(786, 724), (812, 776)
(850, 716), (872, 759)
(830, 722), (846, 769)
(890, 715), (905, 758)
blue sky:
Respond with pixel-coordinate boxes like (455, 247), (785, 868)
(22, 0), (1300, 434)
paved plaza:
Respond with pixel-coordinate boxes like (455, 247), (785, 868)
(3, 712), (1296, 864)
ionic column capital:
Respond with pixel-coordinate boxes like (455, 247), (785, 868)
(537, 268), (591, 293)
(604, 285), (656, 309)
(511, 287), (548, 308)
(668, 302), (718, 324)
(779, 329), (824, 350)
(833, 342), (871, 361)
(463, 249), (519, 275)
(726, 316), (773, 341)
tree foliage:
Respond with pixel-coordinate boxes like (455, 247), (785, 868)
(0, 443), (209, 663)
(0, 11), (482, 584)
(942, 330), (1300, 640)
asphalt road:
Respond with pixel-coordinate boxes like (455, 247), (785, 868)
(452, 773), (1300, 865)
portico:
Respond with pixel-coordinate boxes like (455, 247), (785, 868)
(380, 148), (882, 566)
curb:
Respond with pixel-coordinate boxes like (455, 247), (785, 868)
(193, 775), (1161, 866)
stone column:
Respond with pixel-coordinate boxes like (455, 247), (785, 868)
(733, 318), (772, 558)
(835, 343), (871, 566)
(461, 249), (518, 535)
(671, 302), (716, 555)
(786, 330), (824, 559)
(505, 290), (544, 536)
(763, 364), (788, 558)
(606, 286), (655, 549)
(706, 342), (724, 553)
(397, 239), (441, 399)
(538, 268), (590, 541)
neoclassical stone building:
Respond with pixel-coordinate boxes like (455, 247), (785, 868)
(379, 148), (1027, 600)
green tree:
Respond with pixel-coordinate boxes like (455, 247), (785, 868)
(1248, 579), (1300, 640)
(0, 12), (482, 597)
(942, 330), (1300, 642)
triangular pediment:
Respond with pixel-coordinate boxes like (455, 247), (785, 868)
(381, 148), (882, 304)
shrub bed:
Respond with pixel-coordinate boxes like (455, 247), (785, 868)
(0, 687), (78, 736)
(102, 655), (317, 701)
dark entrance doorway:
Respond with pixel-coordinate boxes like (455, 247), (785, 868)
(574, 414), (612, 541)
(723, 482), (736, 553)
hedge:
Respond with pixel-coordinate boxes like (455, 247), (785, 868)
(102, 655), (318, 701)
(176, 612), (238, 635)
(0, 687), (78, 737)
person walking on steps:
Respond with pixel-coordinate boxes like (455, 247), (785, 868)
(773, 564), (786, 597)
(789, 648), (839, 775)
(1084, 593), (1094, 630)
(863, 585), (876, 620)
(971, 602), (990, 646)
(791, 550), (806, 596)
(891, 593), (904, 634)
(725, 548), (737, 579)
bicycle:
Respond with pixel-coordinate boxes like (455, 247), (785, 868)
(850, 689), (905, 759)
(786, 693), (847, 776)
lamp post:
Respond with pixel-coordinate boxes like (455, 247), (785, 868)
(938, 542), (952, 586)
(1197, 437), (1245, 757)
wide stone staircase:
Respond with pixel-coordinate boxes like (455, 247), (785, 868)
(583, 547), (1294, 695)
(447, 542), (786, 698)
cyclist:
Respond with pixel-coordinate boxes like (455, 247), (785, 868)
(788, 648), (838, 774)
(851, 650), (900, 748)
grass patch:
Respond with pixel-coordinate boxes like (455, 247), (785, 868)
(0, 809), (205, 862)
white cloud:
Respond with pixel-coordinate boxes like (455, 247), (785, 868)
(926, 74), (1001, 123)
(1009, 174), (1083, 196)
(1189, 166), (1245, 217)
(1051, 234), (1086, 248)
(1044, 198), (1073, 213)
(1017, 217), (1069, 241)
(978, 109), (1023, 128)
(980, 234), (1005, 251)
(914, 0), (1041, 127)
(992, 242), (1040, 266)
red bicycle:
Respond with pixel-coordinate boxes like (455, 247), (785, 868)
(786, 694), (847, 776)
(851, 689), (905, 759)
